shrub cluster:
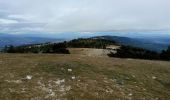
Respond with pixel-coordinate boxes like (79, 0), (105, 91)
(66, 38), (116, 49)
(2, 42), (70, 54)
(108, 45), (170, 60)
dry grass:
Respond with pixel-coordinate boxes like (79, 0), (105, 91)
(68, 48), (110, 57)
(0, 53), (170, 100)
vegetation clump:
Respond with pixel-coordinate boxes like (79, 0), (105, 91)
(1, 38), (116, 54)
(108, 45), (170, 60)
(2, 37), (170, 61)
(2, 42), (70, 54)
(66, 38), (116, 49)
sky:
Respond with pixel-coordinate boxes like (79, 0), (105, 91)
(0, 0), (170, 35)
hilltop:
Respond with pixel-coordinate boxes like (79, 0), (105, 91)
(1, 34), (170, 52)
(1, 37), (117, 53)
(0, 36), (170, 100)
(93, 36), (169, 52)
(0, 53), (170, 100)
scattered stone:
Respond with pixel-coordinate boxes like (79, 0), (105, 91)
(155, 97), (160, 100)
(143, 88), (146, 91)
(104, 80), (109, 83)
(134, 82), (137, 84)
(105, 88), (113, 93)
(71, 76), (76, 80)
(14, 80), (22, 83)
(152, 76), (157, 80)
(26, 75), (32, 80)
(37, 80), (45, 87)
(68, 69), (72, 72)
(132, 75), (136, 78)
(50, 92), (55, 96)
(55, 79), (65, 85)
(65, 86), (71, 91)
(128, 93), (133, 96)
(21, 88), (26, 93)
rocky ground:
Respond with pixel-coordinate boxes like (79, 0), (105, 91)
(0, 52), (170, 100)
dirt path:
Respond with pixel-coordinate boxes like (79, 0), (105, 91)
(68, 48), (111, 57)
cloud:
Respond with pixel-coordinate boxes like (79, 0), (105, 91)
(0, 22), (45, 33)
(0, 0), (170, 33)
(8, 14), (35, 21)
(0, 18), (18, 24)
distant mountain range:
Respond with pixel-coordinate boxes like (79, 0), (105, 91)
(0, 33), (170, 52)
(0, 34), (64, 49)
(93, 36), (170, 52)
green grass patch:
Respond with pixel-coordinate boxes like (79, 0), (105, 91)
(36, 61), (98, 79)
(37, 61), (137, 84)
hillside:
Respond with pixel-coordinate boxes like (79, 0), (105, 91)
(66, 38), (116, 48)
(0, 34), (63, 48)
(94, 36), (169, 52)
(1, 34), (169, 52)
(0, 53), (170, 100)
(1, 38), (117, 53)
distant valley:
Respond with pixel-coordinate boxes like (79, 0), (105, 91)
(94, 36), (170, 52)
(0, 33), (170, 52)
(0, 34), (64, 49)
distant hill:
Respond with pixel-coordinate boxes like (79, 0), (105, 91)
(1, 33), (170, 52)
(1, 37), (116, 53)
(93, 36), (170, 52)
(0, 34), (64, 49)
(66, 38), (116, 49)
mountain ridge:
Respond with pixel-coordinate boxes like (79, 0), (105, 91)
(93, 35), (170, 52)
(0, 33), (64, 48)
(1, 33), (170, 52)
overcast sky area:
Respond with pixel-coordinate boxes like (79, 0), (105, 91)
(0, 0), (170, 35)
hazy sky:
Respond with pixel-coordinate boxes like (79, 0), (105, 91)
(0, 0), (170, 34)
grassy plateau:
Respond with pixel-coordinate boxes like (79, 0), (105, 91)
(0, 50), (170, 100)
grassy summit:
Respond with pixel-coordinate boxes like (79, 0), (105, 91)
(0, 53), (170, 100)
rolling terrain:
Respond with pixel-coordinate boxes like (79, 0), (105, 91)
(0, 34), (170, 100)
(1, 33), (170, 52)
(0, 52), (170, 100)
(0, 34), (64, 48)
(94, 36), (170, 52)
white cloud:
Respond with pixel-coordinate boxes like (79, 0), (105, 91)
(8, 14), (35, 21)
(0, 0), (170, 33)
(0, 18), (18, 24)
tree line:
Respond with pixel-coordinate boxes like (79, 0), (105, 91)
(1, 37), (170, 61)
(1, 38), (116, 54)
(66, 38), (116, 49)
(108, 45), (170, 61)
(2, 42), (70, 54)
